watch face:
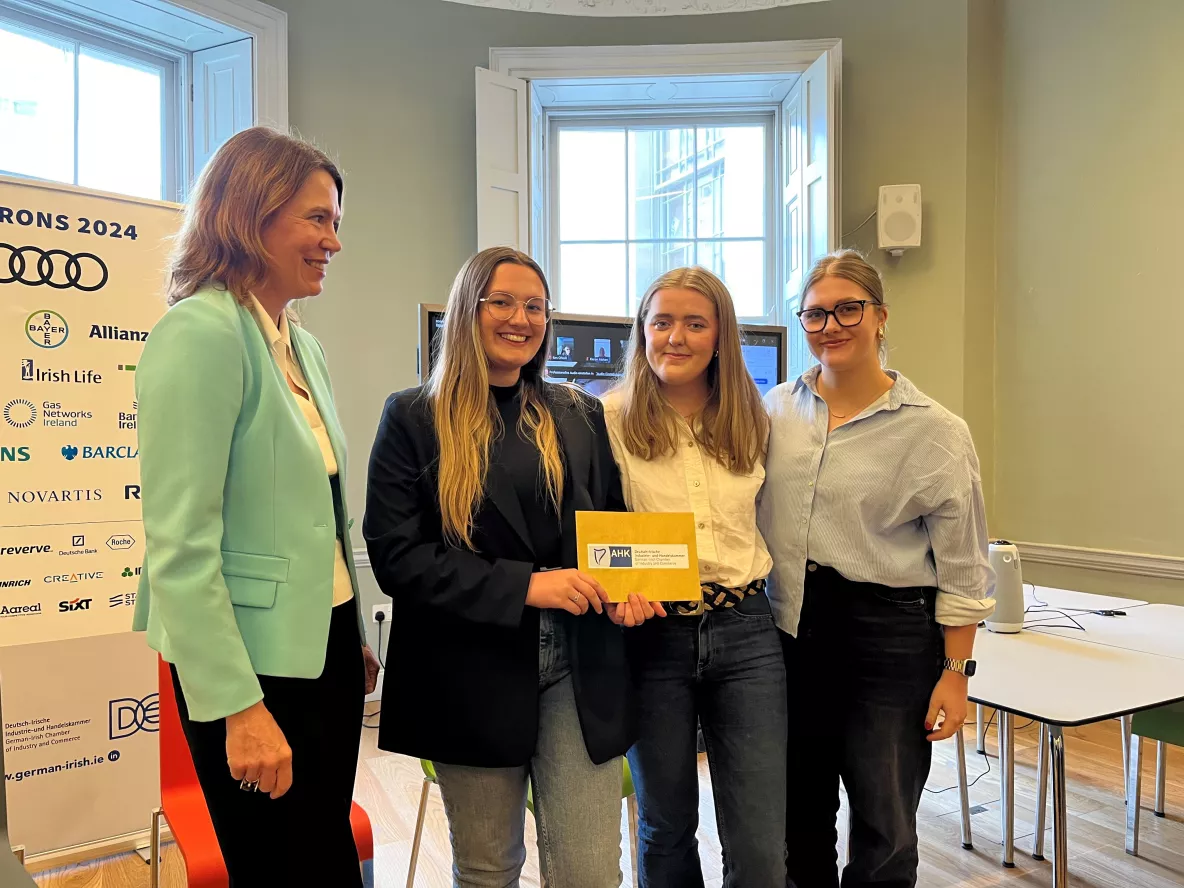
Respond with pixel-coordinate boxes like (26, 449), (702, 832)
(964, 660), (977, 677)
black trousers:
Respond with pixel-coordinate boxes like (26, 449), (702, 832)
(173, 601), (366, 887)
(782, 564), (943, 888)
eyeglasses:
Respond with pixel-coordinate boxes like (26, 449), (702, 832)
(796, 300), (874, 333)
(479, 293), (552, 325)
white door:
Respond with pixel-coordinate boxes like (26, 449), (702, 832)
(475, 68), (529, 252)
(192, 38), (253, 181)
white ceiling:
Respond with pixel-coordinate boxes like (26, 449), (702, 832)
(439, 0), (828, 16)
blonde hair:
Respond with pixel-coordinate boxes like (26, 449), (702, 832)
(166, 127), (343, 306)
(427, 248), (572, 550)
(800, 249), (889, 364)
(613, 267), (768, 475)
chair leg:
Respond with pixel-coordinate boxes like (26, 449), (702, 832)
(1155, 741), (1167, 817)
(956, 727), (973, 850)
(406, 778), (432, 888)
(150, 808), (163, 888)
(627, 794), (639, 888)
(1126, 733), (1143, 856)
(12, 845), (25, 866)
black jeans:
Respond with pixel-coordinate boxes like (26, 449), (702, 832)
(781, 564), (943, 888)
(626, 592), (788, 888)
(173, 601), (365, 887)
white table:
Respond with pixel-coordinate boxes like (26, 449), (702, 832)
(1024, 603), (1184, 661)
(963, 622), (1184, 888)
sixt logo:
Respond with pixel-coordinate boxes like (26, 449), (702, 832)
(58, 597), (93, 612)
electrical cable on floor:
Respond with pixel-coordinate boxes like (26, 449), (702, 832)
(363, 610), (386, 729)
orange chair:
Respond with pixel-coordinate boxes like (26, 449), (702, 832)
(150, 655), (374, 887)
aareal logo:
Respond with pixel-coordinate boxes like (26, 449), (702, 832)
(109, 693), (159, 740)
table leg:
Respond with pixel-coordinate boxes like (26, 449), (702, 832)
(956, 727), (973, 850)
(1033, 721), (1049, 860)
(977, 703), (987, 754)
(1126, 732), (1143, 856)
(1155, 741), (1167, 817)
(1121, 715), (1132, 796)
(1000, 710), (1015, 868)
(1050, 725), (1069, 888)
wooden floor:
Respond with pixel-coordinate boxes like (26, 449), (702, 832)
(30, 709), (1184, 887)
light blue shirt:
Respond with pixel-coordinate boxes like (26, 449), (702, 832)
(758, 367), (996, 636)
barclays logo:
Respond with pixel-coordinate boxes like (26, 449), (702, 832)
(61, 445), (138, 461)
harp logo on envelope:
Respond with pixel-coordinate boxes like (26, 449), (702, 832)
(587, 544), (689, 569)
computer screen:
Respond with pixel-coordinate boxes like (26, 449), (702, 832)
(419, 305), (787, 397)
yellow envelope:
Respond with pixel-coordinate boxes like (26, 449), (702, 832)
(576, 511), (701, 603)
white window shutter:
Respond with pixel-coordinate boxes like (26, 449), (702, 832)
(192, 38), (254, 182)
(782, 48), (839, 377)
(528, 83), (548, 272)
(475, 67), (529, 252)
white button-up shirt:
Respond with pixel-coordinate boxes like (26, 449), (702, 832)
(759, 367), (995, 635)
(602, 391), (772, 588)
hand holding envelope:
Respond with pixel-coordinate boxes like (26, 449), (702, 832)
(576, 511), (702, 606)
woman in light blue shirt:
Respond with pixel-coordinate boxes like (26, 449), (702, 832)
(759, 250), (995, 888)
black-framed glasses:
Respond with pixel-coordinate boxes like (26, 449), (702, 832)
(479, 292), (552, 325)
(796, 300), (873, 333)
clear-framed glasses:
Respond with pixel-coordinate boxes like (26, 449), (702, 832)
(479, 292), (552, 325)
(796, 300), (873, 334)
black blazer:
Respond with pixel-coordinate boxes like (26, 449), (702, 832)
(364, 384), (636, 767)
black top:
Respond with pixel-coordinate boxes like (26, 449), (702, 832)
(491, 383), (563, 571)
(364, 383), (634, 768)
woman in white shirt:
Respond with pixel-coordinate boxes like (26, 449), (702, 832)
(759, 250), (995, 888)
(603, 267), (787, 887)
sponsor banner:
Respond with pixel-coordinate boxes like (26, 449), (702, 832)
(0, 632), (159, 855)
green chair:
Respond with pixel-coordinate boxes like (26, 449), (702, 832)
(406, 758), (639, 887)
(1125, 701), (1184, 856)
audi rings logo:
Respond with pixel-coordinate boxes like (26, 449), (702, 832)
(109, 693), (159, 740)
(1, 244), (109, 292)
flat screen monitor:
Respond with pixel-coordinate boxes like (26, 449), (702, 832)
(418, 304), (787, 397)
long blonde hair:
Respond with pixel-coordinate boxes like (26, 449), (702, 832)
(613, 267), (768, 475)
(427, 248), (570, 549)
(166, 127), (343, 305)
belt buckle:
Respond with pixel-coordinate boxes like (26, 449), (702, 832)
(684, 597), (706, 616)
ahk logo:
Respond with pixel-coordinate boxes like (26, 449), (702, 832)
(109, 693), (159, 740)
(609, 547), (634, 568)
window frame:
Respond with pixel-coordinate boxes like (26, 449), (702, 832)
(0, 6), (184, 200)
(547, 107), (778, 323)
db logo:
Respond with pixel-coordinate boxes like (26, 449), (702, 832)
(109, 693), (159, 740)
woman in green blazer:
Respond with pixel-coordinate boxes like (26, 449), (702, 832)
(133, 127), (378, 887)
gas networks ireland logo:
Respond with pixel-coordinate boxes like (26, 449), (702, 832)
(3, 399), (36, 429)
(61, 445), (138, 461)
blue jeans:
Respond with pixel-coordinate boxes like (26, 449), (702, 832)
(625, 592), (788, 888)
(433, 611), (622, 888)
(782, 563), (944, 888)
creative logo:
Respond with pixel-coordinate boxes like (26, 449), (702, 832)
(45, 572), (103, 585)
(3, 399), (36, 429)
(26, 310), (69, 348)
(0, 603), (42, 618)
(90, 325), (148, 342)
(58, 596), (93, 612)
(1, 244), (108, 291)
(5, 488), (102, 505)
(19, 359), (103, 385)
(107, 534), (135, 551)
(0, 445), (30, 462)
(0, 579), (32, 589)
(60, 445), (137, 461)
(124, 484), (140, 500)
(109, 694), (159, 740)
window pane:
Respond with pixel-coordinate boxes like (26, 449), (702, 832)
(558, 130), (625, 241)
(630, 241), (693, 315)
(560, 243), (627, 316)
(0, 25), (74, 184)
(78, 50), (162, 199)
(697, 240), (765, 319)
(697, 125), (764, 239)
(628, 128), (694, 240)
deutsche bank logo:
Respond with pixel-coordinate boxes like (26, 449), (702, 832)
(609, 546), (633, 567)
(109, 693), (159, 740)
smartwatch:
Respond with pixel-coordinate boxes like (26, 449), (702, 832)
(943, 657), (977, 677)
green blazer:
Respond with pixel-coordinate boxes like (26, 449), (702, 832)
(132, 285), (364, 722)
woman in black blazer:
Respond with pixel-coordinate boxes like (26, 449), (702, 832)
(365, 247), (663, 887)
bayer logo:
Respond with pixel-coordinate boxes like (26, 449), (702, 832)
(26, 309), (69, 349)
(3, 399), (36, 429)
